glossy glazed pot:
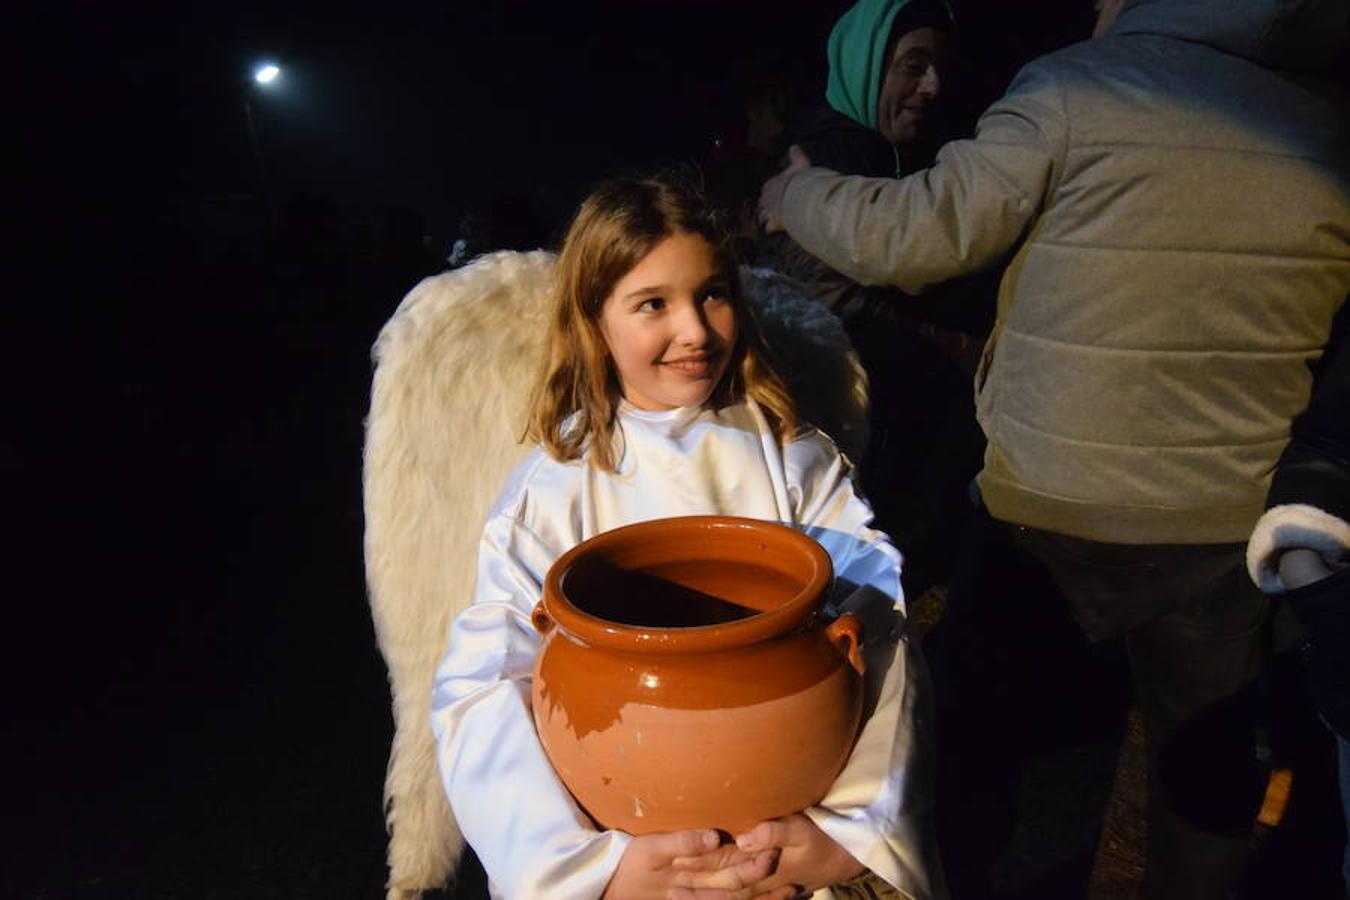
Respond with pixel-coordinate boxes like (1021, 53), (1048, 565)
(530, 515), (865, 835)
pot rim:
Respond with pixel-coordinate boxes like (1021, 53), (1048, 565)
(540, 515), (833, 654)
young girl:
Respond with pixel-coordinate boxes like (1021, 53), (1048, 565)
(430, 178), (939, 900)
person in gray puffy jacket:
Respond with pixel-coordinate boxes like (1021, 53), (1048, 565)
(760, 0), (1349, 897)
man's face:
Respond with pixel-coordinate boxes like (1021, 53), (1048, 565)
(877, 26), (951, 146)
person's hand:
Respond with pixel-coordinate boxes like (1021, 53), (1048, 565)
(1277, 547), (1336, 590)
(605, 828), (779, 900)
(758, 146), (813, 234)
(667, 834), (800, 900)
(733, 814), (865, 897)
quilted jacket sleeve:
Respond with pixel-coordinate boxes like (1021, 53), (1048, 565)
(780, 61), (1067, 296)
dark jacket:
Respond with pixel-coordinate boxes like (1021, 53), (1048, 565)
(1252, 331), (1350, 736)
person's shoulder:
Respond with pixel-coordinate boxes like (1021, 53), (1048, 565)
(975, 43), (1102, 136)
(783, 424), (853, 479)
(1028, 34), (1105, 69)
(790, 99), (896, 178)
(790, 100), (866, 143)
(489, 444), (583, 522)
(997, 38), (1103, 98)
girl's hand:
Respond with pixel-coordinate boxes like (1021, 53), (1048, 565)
(604, 829), (779, 900)
(733, 814), (866, 897)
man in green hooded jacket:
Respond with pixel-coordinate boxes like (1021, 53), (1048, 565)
(755, 0), (993, 599)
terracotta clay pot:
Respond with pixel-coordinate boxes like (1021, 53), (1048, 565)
(530, 515), (865, 835)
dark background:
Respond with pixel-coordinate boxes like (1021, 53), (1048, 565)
(8, 2), (1102, 897)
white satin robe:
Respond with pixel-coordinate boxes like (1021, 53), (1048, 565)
(430, 400), (941, 899)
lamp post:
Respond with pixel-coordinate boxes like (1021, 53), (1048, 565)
(243, 62), (281, 213)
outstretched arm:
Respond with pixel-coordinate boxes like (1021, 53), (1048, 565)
(763, 61), (1066, 296)
(757, 145), (812, 235)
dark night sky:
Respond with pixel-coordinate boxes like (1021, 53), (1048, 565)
(25, 1), (837, 241)
(20, 0), (1093, 251)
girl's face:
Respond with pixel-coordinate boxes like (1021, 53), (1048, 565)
(598, 231), (738, 412)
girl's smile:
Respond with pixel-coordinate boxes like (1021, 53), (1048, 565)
(662, 354), (715, 376)
(599, 231), (738, 411)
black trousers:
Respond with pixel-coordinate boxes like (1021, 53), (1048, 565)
(1010, 525), (1268, 900)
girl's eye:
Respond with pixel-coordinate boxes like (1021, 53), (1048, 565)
(703, 287), (729, 305)
(637, 297), (665, 312)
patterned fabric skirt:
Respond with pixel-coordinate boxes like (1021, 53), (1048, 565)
(830, 870), (907, 898)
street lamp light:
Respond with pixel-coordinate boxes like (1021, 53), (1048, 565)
(244, 62), (282, 213)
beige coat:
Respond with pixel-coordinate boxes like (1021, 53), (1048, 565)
(782, 0), (1350, 544)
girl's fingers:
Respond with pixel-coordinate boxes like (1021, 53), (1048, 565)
(649, 829), (721, 864)
(738, 849), (780, 884)
(672, 850), (778, 891)
(672, 846), (752, 871)
(736, 818), (795, 853)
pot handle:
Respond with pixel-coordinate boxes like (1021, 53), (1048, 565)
(825, 613), (865, 675)
(531, 601), (554, 635)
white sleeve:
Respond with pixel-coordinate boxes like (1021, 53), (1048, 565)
(787, 430), (904, 612)
(787, 433), (944, 900)
(1246, 502), (1350, 594)
(430, 513), (630, 899)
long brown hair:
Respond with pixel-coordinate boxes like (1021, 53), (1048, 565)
(526, 177), (795, 472)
